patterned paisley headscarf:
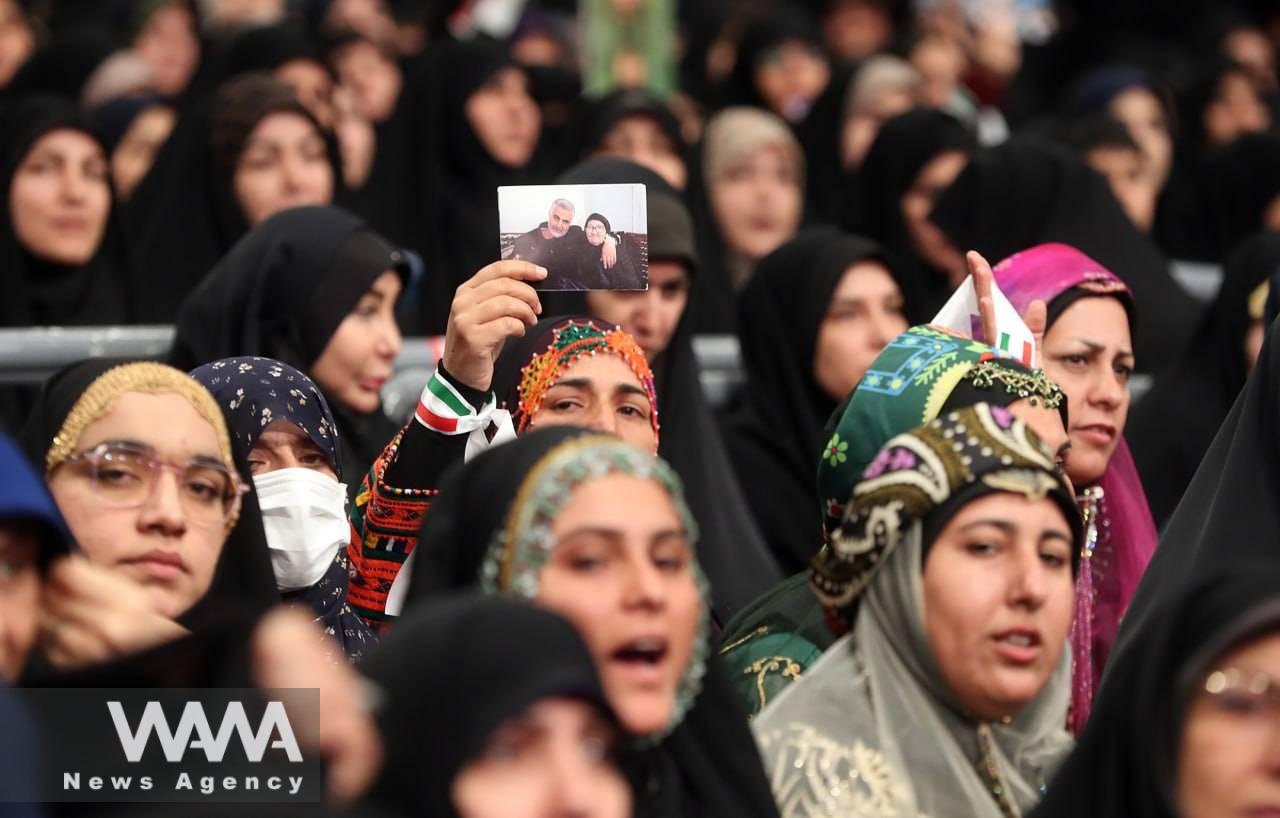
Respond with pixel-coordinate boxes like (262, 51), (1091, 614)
(756, 404), (1081, 818)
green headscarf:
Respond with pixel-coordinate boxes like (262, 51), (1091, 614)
(817, 324), (1064, 539)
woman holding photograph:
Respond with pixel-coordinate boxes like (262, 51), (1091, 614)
(584, 212), (644, 290)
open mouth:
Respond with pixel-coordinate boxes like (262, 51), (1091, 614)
(611, 637), (669, 667)
(992, 630), (1043, 665)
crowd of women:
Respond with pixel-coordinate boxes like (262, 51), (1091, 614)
(4, 0), (1280, 816)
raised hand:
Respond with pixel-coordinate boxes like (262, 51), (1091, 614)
(967, 250), (999, 347)
(443, 261), (546, 391)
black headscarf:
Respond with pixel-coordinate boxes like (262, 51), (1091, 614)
(0, 95), (132, 328)
(721, 227), (898, 574)
(1031, 563), (1280, 818)
(1128, 231), (1280, 526)
(16, 358), (279, 634)
(169, 205), (410, 482)
(361, 593), (616, 818)
(929, 135), (1201, 372)
(541, 157), (782, 621)
(1153, 57), (1259, 262)
(1200, 133), (1280, 262)
(1, 30), (116, 103)
(578, 88), (686, 172)
(392, 37), (542, 334)
(850, 107), (976, 318)
(122, 73), (343, 323)
(795, 61), (858, 226)
(1109, 311), (1280, 686)
(718, 4), (824, 117)
(402, 427), (781, 818)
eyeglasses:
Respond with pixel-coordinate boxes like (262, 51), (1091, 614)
(1201, 667), (1280, 733)
(59, 442), (247, 527)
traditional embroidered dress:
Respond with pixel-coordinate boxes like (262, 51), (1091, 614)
(345, 317), (658, 624)
(719, 324), (1065, 716)
(754, 405), (1081, 818)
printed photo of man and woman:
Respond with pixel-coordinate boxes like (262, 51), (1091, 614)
(499, 183), (648, 290)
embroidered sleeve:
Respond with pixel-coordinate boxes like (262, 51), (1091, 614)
(719, 630), (824, 717)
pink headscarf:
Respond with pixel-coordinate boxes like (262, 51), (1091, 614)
(993, 243), (1159, 734)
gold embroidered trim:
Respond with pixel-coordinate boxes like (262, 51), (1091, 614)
(718, 624), (769, 655)
(745, 655), (804, 711)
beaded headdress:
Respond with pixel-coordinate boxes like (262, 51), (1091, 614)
(514, 320), (659, 438)
(479, 434), (708, 738)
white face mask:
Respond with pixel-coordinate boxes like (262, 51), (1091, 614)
(253, 467), (350, 592)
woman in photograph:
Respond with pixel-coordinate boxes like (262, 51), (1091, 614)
(583, 211), (644, 289)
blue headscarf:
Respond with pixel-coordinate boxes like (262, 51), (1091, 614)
(0, 433), (73, 571)
(189, 356), (342, 481)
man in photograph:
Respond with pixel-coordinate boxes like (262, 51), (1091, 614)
(509, 198), (616, 288)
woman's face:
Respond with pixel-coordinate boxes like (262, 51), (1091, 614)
(333, 40), (403, 124)
(903, 149), (969, 284)
(813, 260), (907, 402)
(232, 111), (334, 227)
(275, 59), (336, 129)
(0, 522), (40, 681)
(112, 105), (176, 200)
(585, 260), (690, 360)
(46, 392), (229, 619)
(0, 0), (34, 89)
(709, 144), (803, 263)
(539, 473), (702, 736)
(1040, 296), (1134, 487)
(922, 491), (1075, 721)
(133, 2), (199, 97)
(841, 87), (916, 170)
(585, 219), (607, 247)
(452, 697), (631, 818)
(754, 39), (831, 122)
(465, 66), (541, 169)
(310, 270), (403, 415)
(1086, 145), (1156, 232)
(529, 353), (658, 453)
(1177, 631), (1280, 818)
(1108, 87), (1173, 192)
(1205, 71), (1271, 147)
(248, 419), (336, 478)
(10, 129), (111, 266)
(596, 115), (687, 190)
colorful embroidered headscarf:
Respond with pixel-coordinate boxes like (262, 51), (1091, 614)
(993, 241), (1158, 734)
(817, 324), (1065, 540)
(812, 403), (1080, 627)
(494, 316), (659, 440)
